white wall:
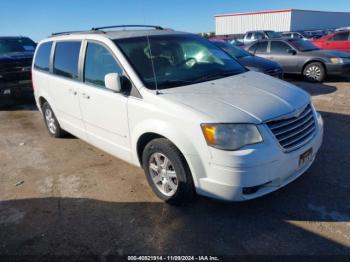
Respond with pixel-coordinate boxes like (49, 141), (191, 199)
(215, 11), (292, 35)
(291, 10), (350, 31)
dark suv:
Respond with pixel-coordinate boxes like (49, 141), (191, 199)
(0, 37), (36, 100)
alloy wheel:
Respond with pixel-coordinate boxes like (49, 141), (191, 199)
(148, 152), (178, 196)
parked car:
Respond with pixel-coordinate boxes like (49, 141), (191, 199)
(211, 40), (283, 78)
(243, 30), (281, 45)
(246, 38), (350, 82)
(312, 30), (350, 52)
(32, 25), (323, 204)
(0, 36), (36, 100)
(229, 39), (245, 48)
(281, 31), (313, 40)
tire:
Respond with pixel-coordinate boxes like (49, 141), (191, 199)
(142, 138), (195, 205)
(42, 102), (67, 138)
(303, 62), (326, 82)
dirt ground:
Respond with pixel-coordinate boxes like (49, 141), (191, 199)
(0, 76), (349, 258)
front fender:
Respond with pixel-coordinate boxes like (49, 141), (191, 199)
(130, 118), (201, 166)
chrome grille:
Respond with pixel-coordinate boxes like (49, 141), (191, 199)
(266, 104), (316, 152)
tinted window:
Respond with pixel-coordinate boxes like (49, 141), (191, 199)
(34, 42), (52, 72)
(331, 32), (349, 41)
(0, 37), (36, 55)
(248, 43), (258, 53)
(270, 41), (291, 54)
(246, 33), (253, 39)
(53, 41), (81, 79)
(282, 33), (292, 38)
(84, 42), (122, 87)
(254, 32), (265, 40)
(256, 42), (268, 53)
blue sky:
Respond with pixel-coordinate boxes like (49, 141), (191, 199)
(1, 0), (350, 41)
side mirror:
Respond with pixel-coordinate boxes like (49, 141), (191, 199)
(287, 49), (297, 55)
(105, 73), (122, 92)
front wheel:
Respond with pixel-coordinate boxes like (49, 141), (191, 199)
(303, 62), (326, 82)
(142, 138), (195, 205)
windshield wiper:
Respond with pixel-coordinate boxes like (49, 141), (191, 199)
(158, 79), (196, 89)
(192, 71), (238, 83)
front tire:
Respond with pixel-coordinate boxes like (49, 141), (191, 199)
(42, 102), (67, 138)
(142, 138), (195, 205)
(303, 62), (326, 82)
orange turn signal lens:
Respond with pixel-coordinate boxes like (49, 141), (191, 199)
(201, 124), (217, 145)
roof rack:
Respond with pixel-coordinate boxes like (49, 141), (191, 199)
(91, 25), (164, 31)
(50, 30), (102, 37)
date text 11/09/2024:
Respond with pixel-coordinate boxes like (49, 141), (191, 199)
(127, 255), (220, 261)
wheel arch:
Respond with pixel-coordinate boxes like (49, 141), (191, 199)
(301, 59), (327, 75)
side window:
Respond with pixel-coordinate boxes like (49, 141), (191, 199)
(270, 41), (291, 54)
(84, 42), (122, 88)
(34, 42), (52, 72)
(331, 32), (349, 41)
(246, 33), (253, 39)
(248, 43), (258, 53)
(255, 32), (265, 40)
(53, 41), (81, 79)
(255, 42), (268, 53)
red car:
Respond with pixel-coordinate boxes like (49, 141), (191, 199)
(312, 31), (350, 52)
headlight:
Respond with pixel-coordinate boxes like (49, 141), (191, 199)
(330, 58), (343, 64)
(201, 123), (263, 150)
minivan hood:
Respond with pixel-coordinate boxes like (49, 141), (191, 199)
(160, 71), (309, 124)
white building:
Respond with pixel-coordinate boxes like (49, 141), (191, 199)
(215, 9), (350, 36)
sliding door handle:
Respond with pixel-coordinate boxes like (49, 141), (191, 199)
(81, 93), (90, 99)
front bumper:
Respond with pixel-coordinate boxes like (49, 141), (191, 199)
(325, 62), (350, 76)
(0, 81), (33, 99)
(192, 112), (324, 201)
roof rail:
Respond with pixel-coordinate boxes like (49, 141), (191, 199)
(50, 30), (102, 37)
(91, 25), (164, 31)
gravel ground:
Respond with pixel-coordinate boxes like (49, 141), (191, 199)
(0, 76), (349, 258)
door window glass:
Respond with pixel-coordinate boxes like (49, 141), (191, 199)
(270, 41), (291, 54)
(53, 41), (81, 79)
(84, 42), (122, 87)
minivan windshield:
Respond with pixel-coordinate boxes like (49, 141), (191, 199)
(115, 34), (247, 90)
(0, 37), (36, 55)
(288, 39), (319, 52)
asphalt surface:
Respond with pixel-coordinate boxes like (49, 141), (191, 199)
(0, 76), (349, 258)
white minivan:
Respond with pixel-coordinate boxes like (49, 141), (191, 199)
(32, 25), (323, 204)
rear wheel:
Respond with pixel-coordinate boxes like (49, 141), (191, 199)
(142, 138), (195, 205)
(303, 62), (325, 82)
(42, 102), (67, 138)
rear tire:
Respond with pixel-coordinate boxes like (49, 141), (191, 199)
(142, 138), (195, 205)
(42, 102), (67, 138)
(303, 62), (325, 82)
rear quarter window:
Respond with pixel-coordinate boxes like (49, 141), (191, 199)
(34, 42), (53, 72)
(53, 41), (81, 79)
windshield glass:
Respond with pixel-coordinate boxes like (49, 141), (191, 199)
(266, 31), (282, 38)
(0, 38), (36, 55)
(211, 41), (251, 58)
(289, 39), (319, 51)
(115, 34), (246, 90)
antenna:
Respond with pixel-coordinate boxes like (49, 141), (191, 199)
(146, 34), (160, 95)
(143, 14), (160, 94)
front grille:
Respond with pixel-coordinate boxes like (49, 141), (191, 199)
(266, 104), (316, 152)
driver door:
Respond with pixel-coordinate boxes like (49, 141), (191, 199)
(78, 40), (131, 162)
